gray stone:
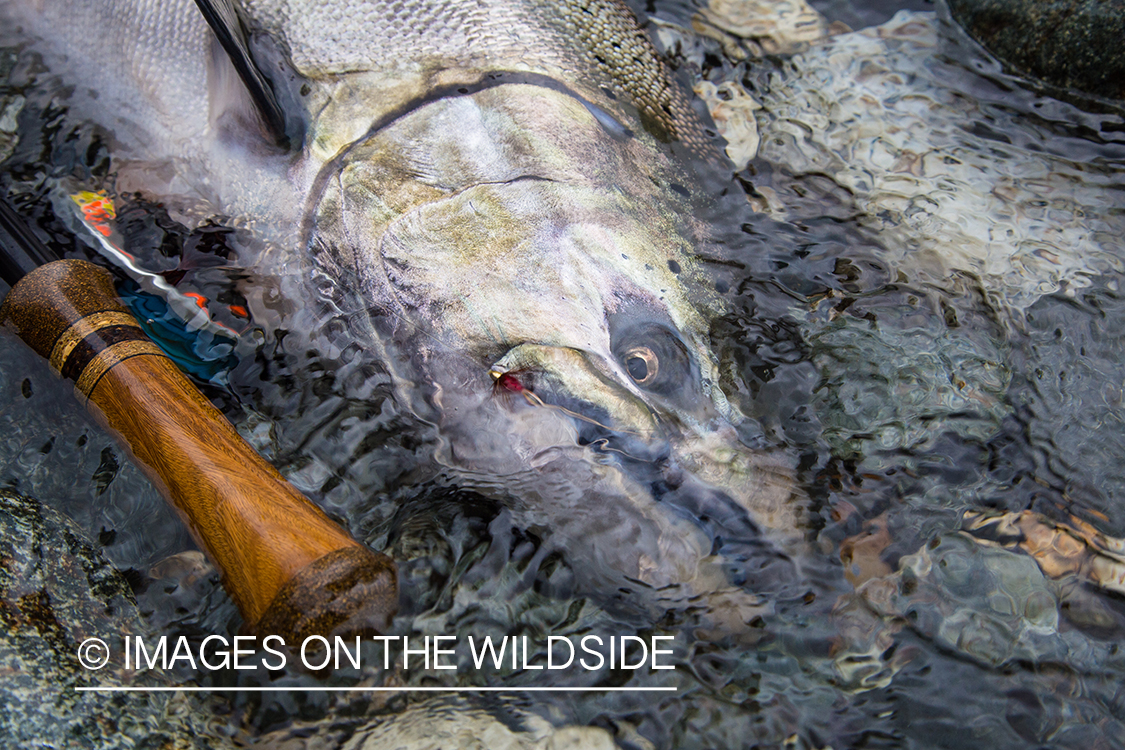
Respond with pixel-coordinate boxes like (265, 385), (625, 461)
(945, 0), (1125, 100)
(0, 489), (230, 748)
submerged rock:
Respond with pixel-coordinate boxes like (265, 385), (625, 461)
(748, 11), (1125, 312)
(259, 696), (619, 750)
(835, 528), (1125, 675)
(808, 300), (1011, 458)
(693, 0), (831, 58)
(0, 488), (229, 748)
(945, 0), (1125, 101)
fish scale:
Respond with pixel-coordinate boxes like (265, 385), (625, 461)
(0, 0), (212, 154)
(241, 0), (707, 149)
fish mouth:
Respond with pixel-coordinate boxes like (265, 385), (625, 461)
(466, 342), (802, 599)
(488, 344), (661, 443)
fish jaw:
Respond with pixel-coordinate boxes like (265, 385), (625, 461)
(489, 344), (661, 439)
(485, 343), (803, 536)
(424, 364), (794, 620)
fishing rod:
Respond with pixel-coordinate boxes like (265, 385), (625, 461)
(0, 194), (397, 645)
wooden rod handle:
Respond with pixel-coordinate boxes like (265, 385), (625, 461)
(0, 259), (396, 641)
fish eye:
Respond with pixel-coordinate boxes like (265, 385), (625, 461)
(612, 323), (695, 397)
(624, 346), (659, 385)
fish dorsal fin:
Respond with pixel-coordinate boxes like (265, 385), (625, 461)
(193, 0), (288, 147)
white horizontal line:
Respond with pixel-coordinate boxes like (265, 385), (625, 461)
(76, 686), (677, 693)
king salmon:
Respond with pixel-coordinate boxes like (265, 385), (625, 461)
(0, 0), (798, 623)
